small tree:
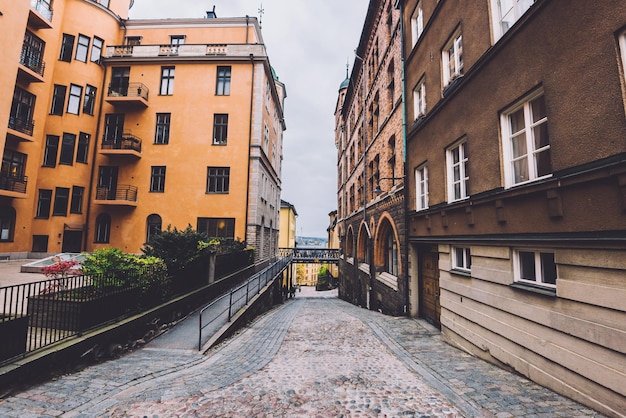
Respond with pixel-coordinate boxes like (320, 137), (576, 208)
(141, 225), (208, 278)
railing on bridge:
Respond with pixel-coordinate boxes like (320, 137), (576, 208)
(278, 248), (340, 264)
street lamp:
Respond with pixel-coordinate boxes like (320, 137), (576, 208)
(374, 176), (405, 195)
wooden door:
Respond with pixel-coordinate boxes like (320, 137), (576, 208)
(420, 250), (440, 327)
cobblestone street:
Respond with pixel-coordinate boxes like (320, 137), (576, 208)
(0, 288), (602, 417)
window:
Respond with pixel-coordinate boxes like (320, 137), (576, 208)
(75, 34), (90, 62)
(76, 132), (90, 164)
(384, 230), (399, 277)
(67, 84), (82, 115)
(21, 30), (45, 73)
(91, 36), (103, 63)
(70, 186), (84, 214)
(0, 207), (16, 242)
(413, 78), (426, 120)
(110, 67), (130, 96)
(59, 133), (76, 165)
(150, 166), (166, 192)
(213, 114), (228, 145)
(1, 150), (26, 181)
(146, 214), (162, 243)
(104, 113), (125, 142)
(32, 235), (49, 252)
(207, 167), (230, 193)
(160, 66), (175, 95)
(83, 85), (96, 115)
(197, 217), (235, 239)
(452, 246), (471, 272)
(411, 1), (424, 47)
(155, 113), (170, 144)
(170, 35), (185, 46)
(50, 85), (66, 116)
(501, 90), (551, 187)
(216, 66), (231, 95)
(36, 189), (52, 218)
(95, 213), (111, 243)
(100, 0), (110, 8)
(491, 0), (537, 41)
(514, 250), (557, 288)
(446, 141), (469, 202)
(125, 36), (141, 46)
(619, 30), (626, 84)
(43, 135), (59, 167)
(52, 187), (70, 216)
(415, 165), (429, 210)
(10, 87), (35, 133)
(387, 62), (395, 107)
(59, 34), (75, 62)
(442, 31), (463, 86)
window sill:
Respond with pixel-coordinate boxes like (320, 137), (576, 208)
(450, 268), (471, 277)
(509, 282), (556, 297)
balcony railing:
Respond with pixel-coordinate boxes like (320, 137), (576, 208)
(30, 0), (53, 21)
(107, 82), (149, 101)
(102, 132), (142, 153)
(95, 185), (138, 202)
(20, 48), (45, 77)
(0, 174), (28, 194)
(104, 43), (266, 60)
(8, 116), (35, 136)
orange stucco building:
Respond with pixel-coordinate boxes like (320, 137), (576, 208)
(1, 0), (286, 262)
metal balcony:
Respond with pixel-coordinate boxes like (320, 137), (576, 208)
(18, 49), (45, 83)
(7, 116), (35, 142)
(94, 185), (138, 207)
(105, 82), (149, 108)
(0, 175), (28, 198)
(28, 0), (53, 29)
(100, 132), (142, 158)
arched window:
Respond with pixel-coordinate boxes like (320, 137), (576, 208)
(375, 218), (399, 277)
(95, 213), (111, 243)
(357, 223), (370, 265)
(0, 207), (16, 242)
(384, 230), (398, 276)
(346, 228), (354, 257)
(146, 214), (162, 243)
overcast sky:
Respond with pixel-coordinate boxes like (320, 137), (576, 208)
(128, 1), (368, 238)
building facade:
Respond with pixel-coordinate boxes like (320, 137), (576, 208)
(335, 0), (406, 315)
(399, 0), (626, 414)
(1, 1), (285, 262)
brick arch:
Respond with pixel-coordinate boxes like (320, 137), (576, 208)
(356, 221), (370, 263)
(374, 212), (401, 276)
(345, 226), (355, 257)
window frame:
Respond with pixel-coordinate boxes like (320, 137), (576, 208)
(0, 208), (16, 242)
(410, 1), (424, 47)
(83, 84), (96, 115)
(160, 66), (175, 96)
(95, 213), (111, 243)
(619, 30), (626, 85)
(451, 246), (471, 273)
(59, 133), (76, 166)
(490, 0), (537, 42)
(59, 34), (75, 62)
(446, 140), (469, 202)
(513, 249), (557, 289)
(413, 77), (426, 120)
(150, 166), (166, 193)
(206, 167), (230, 194)
(50, 84), (66, 116)
(155, 113), (171, 144)
(442, 30), (464, 87)
(213, 114), (228, 145)
(52, 187), (70, 216)
(70, 186), (84, 214)
(91, 36), (103, 63)
(500, 88), (551, 188)
(197, 217), (235, 239)
(76, 132), (90, 164)
(415, 164), (429, 211)
(67, 84), (82, 115)
(75, 34), (90, 63)
(36, 189), (53, 219)
(43, 135), (59, 167)
(216, 66), (231, 95)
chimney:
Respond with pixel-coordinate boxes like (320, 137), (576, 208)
(206, 5), (217, 18)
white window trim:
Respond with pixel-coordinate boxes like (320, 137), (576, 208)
(513, 249), (557, 289)
(415, 164), (429, 211)
(489, 0), (537, 42)
(413, 77), (426, 120)
(446, 140), (469, 202)
(619, 30), (626, 84)
(500, 88), (551, 188)
(442, 31), (463, 87)
(410, 2), (424, 48)
(451, 246), (471, 273)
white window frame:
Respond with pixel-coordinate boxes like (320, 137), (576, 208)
(451, 246), (471, 272)
(410, 1), (424, 48)
(490, 0), (537, 42)
(442, 30), (463, 87)
(413, 77), (426, 120)
(446, 140), (469, 202)
(513, 249), (557, 289)
(67, 84), (82, 115)
(415, 164), (429, 211)
(500, 89), (551, 188)
(619, 30), (626, 85)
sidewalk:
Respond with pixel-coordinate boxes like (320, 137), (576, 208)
(0, 288), (602, 417)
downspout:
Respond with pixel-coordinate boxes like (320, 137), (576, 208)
(245, 54), (255, 250)
(396, 0), (411, 315)
(83, 62), (108, 251)
(245, 15), (249, 44)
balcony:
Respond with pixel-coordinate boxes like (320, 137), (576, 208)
(0, 175), (28, 199)
(94, 185), (138, 207)
(100, 132), (142, 158)
(7, 116), (35, 142)
(28, 0), (53, 29)
(105, 82), (149, 108)
(18, 49), (45, 83)
(104, 43), (266, 61)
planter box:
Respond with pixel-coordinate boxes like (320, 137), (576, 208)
(28, 287), (141, 332)
(0, 315), (28, 362)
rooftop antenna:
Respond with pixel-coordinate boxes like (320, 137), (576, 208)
(346, 58), (350, 78)
(258, 3), (265, 28)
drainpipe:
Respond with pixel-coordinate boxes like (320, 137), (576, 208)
(245, 54), (255, 252)
(245, 15), (249, 44)
(84, 62), (108, 251)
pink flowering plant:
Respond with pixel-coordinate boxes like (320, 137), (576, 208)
(40, 259), (81, 295)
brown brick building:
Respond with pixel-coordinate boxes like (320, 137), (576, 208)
(399, 0), (626, 414)
(334, 0), (406, 315)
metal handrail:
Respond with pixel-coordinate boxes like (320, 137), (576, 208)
(198, 256), (291, 350)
